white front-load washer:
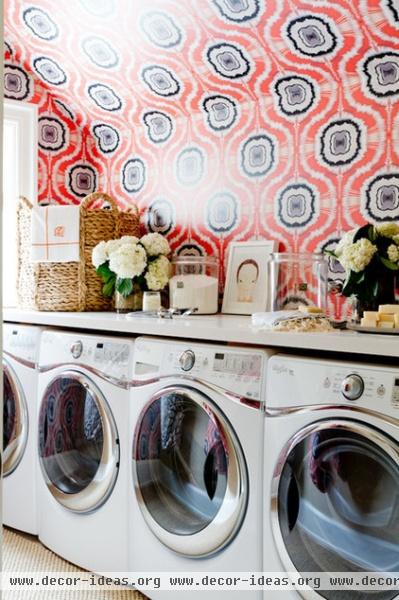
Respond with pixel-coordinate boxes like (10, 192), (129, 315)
(3, 323), (42, 534)
(37, 330), (134, 573)
(128, 337), (274, 599)
(264, 354), (399, 600)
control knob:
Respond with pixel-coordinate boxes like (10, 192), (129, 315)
(179, 350), (195, 371)
(70, 340), (83, 359)
(341, 374), (364, 401)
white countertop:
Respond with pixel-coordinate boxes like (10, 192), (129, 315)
(3, 308), (399, 359)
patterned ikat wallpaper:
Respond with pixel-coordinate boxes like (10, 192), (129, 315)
(4, 0), (399, 318)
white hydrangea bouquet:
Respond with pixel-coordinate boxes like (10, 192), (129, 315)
(92, 233), (171, 300)
(327, 222), (398, 309)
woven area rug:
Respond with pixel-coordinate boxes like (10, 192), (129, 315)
(3, 527), (147, 599)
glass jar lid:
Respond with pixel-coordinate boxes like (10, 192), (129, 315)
(171, 255), (219, 265)
(270, 252), (325, 263)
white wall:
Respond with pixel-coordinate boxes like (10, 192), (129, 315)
(3, 100), (38, 307)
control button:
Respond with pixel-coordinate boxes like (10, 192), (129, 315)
(341, 374), (364, 401)
(323, 377), (331, 389)
(179, 350), (195, 371)
(377, 384), (386, 397)
(70, 340), (83, 359)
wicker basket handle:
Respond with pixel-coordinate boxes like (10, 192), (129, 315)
(125, 204), (139, 215)
(19, 196), (33, 210)
(80, 192), (118, 213)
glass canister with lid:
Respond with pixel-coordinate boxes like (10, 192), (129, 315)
(169, 256), (219, 314)
(268, 252), (328, 312)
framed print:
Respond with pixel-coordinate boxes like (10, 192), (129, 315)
(222, 240), (277, 315)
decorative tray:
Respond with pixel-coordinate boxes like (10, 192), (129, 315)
(346, 323), (399, 335)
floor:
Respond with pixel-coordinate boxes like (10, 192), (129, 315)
(3, 527), (147, 599)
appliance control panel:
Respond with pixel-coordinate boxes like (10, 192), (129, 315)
(39, 331), (133, 379)
(3, 325), (40, 362)
(93, 341), (130, 368)
(268, 355), (399, 416)
(133, 338), (267, 400)
(391, 377), (399, 408)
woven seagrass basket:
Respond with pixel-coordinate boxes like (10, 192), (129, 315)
(16, 193), (140, 312)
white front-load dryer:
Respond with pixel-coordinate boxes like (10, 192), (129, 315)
(128, 337), (274, 599)
(3, 323), (42, 534)
(37, 330), (134, 573)
(264, 354), (399, 600)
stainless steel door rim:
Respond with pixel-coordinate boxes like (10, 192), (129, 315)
(271, 418), (399, 600)
(38, 370), (119, 514)
(3, 358), (28, 477)
(133, 385), (248, 557)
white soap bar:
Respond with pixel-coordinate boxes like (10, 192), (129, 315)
(379, 313), (395, 322)
(363, 311), (379, 321)
(378, 321), (394, 329)
(378, 304), (399, 314)
(360, 318), (377, 328)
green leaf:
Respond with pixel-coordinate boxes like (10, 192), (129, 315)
(116, 278), (134, 297)
(96, 263), (113, 282)
(371, 278), (380, 299)
(324, 250), (338, 258)
(353, 224), (372, 242)
(136, 274), (146, 289)
(357, 272), (365, 284)
(380, 256), (399, 271)
(341, 275), (356, 297)
(368, 225), (377, 243)
(350, 270), (364, 283)
(341, 269), (365, 297)
(102, 279), (115, 297)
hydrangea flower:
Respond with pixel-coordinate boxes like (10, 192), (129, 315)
(376, 223), (399, 238)
(92, 240), (108, 268)
(334, 229), (356, 257)
(339, 238), (377, 273)
(109, 242), (147, 279)
(145, 255), (170, 290)
(327, 222), (399, 305)
(92, 230), (171, 298)
(105, 238), (124, 255)
(387, 243), (399, 263)
(140, 232), (170, 257)
(120, 235), (139, 244)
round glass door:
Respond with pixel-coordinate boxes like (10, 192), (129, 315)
(273, 420), (399, 600)
(133, 386), (247, 557)
(38, 370), (119, 513)
(3, 360), (28, 476)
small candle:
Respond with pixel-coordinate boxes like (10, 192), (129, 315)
(143, 291), (161, 312)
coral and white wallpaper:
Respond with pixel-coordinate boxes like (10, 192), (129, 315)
(4, 0), (399, 318)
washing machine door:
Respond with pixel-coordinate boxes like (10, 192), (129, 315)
(38, 370), (119, 513)
(273, 419), (399, 600)
(3, 359), (28, 476)
(133, 385), (248, 557)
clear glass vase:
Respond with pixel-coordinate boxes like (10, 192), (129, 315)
(114, 287), (143, 313)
